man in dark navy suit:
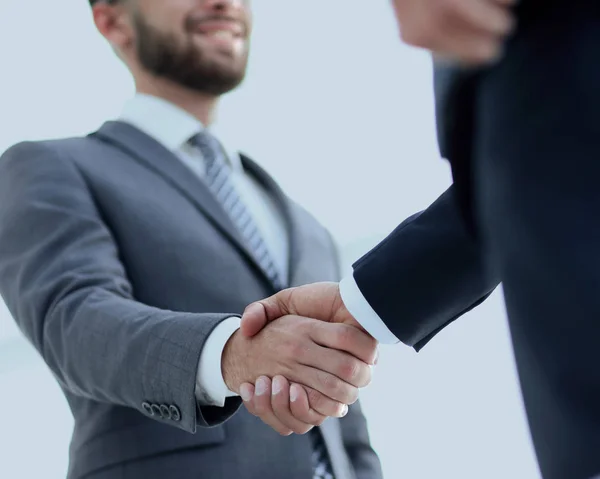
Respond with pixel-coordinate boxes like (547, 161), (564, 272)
(238, 1), (600, 479)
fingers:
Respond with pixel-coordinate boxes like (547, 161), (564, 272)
(431, 28), (503, 65)
(274, 361), (358, 406)
(240, 282), (342, 337)
(310, 367), (361, 405)
(240, 289), (296, 337)
(289, 384), (327, 426)
(250, 377), (293, 436)
(303, 385), (349, 418)
(242, 377), (326, 435)
(269, 322), (376, 402)
(431, 1), (512, 64)
(245, 380), (347, 421)
(240, 382), (259, 415)
(310, 322), (379, 366)
(454, 0), (516, 37)
(240, 301), (272, 337)
(240, 299), (376, 410)
(270, 376), (317, 434)
(301, 344), (372, 390)
(398, 0), (517, 65)
(302, 322), (377, 391)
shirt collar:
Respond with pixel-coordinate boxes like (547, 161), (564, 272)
(118, 93), (242, 171)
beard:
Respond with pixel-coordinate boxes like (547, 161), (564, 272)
(132, 11), (249, 95)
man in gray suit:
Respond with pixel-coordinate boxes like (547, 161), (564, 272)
(0, 0), (381, 478)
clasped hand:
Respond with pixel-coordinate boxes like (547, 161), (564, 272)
(222, 282), (376, 436)
(392, 0), (517, 65)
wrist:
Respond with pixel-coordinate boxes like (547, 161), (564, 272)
(332, 283), (361, 329)
(221, 329), (245, 393)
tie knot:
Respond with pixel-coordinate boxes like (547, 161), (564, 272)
(189, 131), (225, 169)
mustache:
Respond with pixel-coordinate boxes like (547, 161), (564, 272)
(185, 15), (248, 35)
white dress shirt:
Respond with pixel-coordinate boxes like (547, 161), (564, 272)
(339, 275), (400, 344)
(119, 93), (288, 407)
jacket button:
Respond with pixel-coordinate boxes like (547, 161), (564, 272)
(151, 404), (162, 417)
(169, 405), (182, 422)
(160, 404), (171, 420)
(142, 402), (153, 415)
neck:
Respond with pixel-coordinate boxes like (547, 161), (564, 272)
(135, 75), (219, 126)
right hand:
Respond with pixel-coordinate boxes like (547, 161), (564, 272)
(221, 314), (377, 422)
(240, 282), (365, 338)
(392, 0), (517, 65)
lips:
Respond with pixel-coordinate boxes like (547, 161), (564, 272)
(201, 30), (238, 41)
(192, 19), (245, 38)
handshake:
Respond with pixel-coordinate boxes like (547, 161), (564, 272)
(221, 282), (377, 436)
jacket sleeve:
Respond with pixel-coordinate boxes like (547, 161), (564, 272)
(352, 186), (499, 351)
(340, 400), (384, 479)
(0, 142), (242, 433)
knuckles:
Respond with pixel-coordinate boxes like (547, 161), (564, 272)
(307, 388), (335, 416)
(337, 358), (363, 386)
(319, 370), (358, 404)
(331, 325), (378, 365)
(306, 388), (324, 409)
(364, 337), (379, 364)
(333, 325), (354, 350)
(307, 388), (347, 418)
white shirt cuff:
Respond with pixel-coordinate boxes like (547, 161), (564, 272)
(339, 274), (400, 344)
(195, 316), (241, 407)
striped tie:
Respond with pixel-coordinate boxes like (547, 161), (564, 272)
(310, 429), (335, 479)
(190, 132), (285, 291)
(191, 132), (335, 479)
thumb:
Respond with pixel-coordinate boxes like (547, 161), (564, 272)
(240, 293), (289, 337)
(240, 302), (268, 337)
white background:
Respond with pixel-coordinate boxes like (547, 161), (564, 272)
(0, 0), (540, 477)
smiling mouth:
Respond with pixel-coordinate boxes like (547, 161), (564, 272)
(199, 30), (241, 41)
(190, 18), (246, 40)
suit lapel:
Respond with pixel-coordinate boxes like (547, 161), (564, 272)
(241, 155), (342, 288)
(92, 121), (275, 290)
(240, 154), (301, 288)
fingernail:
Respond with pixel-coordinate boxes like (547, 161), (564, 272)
(374, 349), (379, 365)
(255, 377), (269, 396)
(290, 385), (299, 402)
(341, 404), (348, 417)
(240, 384), (252, 402)
(272, 377), (283, 395)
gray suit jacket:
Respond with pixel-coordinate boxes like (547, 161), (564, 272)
(0, 122), (382, 479)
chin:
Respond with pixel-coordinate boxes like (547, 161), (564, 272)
(185, 70), (246, 96)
